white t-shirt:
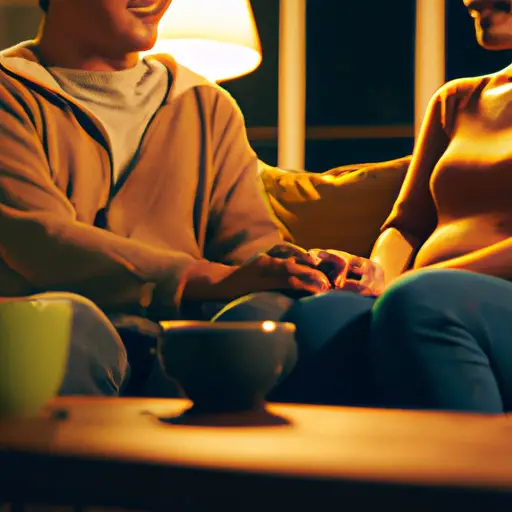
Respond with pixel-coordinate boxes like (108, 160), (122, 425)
(49, 59), (169, 183)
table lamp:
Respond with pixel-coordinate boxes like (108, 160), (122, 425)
(144, 0), (262, 83)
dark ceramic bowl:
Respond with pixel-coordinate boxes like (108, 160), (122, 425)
(158, 321), (297, 413)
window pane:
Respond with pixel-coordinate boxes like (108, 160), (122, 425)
(223, 0), (279, 128)
(306, 0), (415, 126)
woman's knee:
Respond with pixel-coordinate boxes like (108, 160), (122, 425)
(37, 293), (129, 396)
(370, 269), (506, 359)
(373, 269), (489, 325)
(369, 271), (509, 411)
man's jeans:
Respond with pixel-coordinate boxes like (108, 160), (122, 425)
(53, 294), (180, 398)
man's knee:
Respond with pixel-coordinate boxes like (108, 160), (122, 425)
(44, 293), (129, 396)
(213, 292), (295, 322)
(284, 291), (374, 356)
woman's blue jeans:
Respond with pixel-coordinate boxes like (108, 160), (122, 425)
(215, 269), (512, 413)
(57, 269), (512, 413)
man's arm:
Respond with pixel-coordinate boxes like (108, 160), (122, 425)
(0, 80), (227, 313)
(202, 88), (283, 265)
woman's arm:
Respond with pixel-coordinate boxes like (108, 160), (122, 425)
(370, 228), (419, 287)
(370, 84), (454, 286)
(426, 238), (512, 279)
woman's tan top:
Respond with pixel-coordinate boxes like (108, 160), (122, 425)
(382, 64), (512, 273)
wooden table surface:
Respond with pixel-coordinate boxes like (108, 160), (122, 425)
(0, 398), (512, 511)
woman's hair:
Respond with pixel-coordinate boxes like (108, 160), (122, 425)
(39, 0), (50, 11)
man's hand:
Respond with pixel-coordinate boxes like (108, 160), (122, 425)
(309, 249), (386, 297)
(266, 242), (318, 267)
(219, 251), (331, 297)
(182, 247), (331, 302)
(264, 243), (386, 296)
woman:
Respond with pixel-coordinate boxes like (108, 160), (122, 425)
(217, 0), (512, 413)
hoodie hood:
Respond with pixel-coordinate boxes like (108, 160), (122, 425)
(0, 40), (213, 104)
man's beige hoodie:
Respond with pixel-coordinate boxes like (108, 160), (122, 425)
(0, 42), (281, 318)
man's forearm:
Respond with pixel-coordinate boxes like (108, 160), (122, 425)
(0, 211), (196, 311)
(180, 260), (239, 301)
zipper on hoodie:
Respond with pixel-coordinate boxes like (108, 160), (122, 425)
(109, 66), (173, 200)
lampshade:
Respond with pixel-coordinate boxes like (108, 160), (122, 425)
(144, 0), (262, 82)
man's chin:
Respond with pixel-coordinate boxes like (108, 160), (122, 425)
(122, 25), (159, 52)
(118, 36), (157, 56)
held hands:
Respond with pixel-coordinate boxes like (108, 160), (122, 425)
(267, 243), (385, 297)
(185, 243), (385, 302)
(309, 249), (385, 296)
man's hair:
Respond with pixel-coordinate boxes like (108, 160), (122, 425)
(39, 0), (50, 12)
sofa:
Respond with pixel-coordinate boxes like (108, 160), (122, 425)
(259, 155), (412, 257)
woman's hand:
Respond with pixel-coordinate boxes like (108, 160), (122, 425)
(309, 249), (386, 297)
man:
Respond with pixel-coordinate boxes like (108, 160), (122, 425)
(0, 0), (335, 396)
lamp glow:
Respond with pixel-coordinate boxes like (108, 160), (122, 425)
(143, 0), (262, 83)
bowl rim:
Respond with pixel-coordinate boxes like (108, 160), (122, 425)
(159, 320), (296, 333)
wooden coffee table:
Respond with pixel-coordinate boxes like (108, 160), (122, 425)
(1, 398), (512, 511)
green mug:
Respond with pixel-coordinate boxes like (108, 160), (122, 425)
(0, 298), (73, 418)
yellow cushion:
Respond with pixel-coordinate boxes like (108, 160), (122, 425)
(260, 156), (411, 258)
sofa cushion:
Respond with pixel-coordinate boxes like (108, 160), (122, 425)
(260, 156), (411, 258)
